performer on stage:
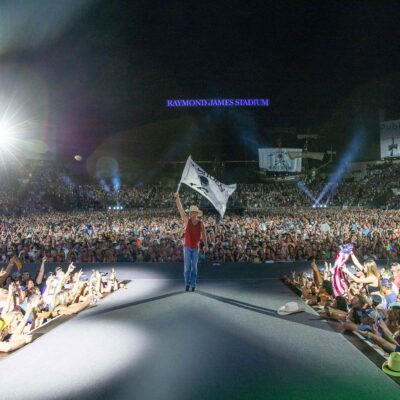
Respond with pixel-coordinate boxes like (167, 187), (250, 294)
(174, 192), (208, 291)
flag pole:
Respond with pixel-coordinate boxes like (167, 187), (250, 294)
(177, 156), (189, 194)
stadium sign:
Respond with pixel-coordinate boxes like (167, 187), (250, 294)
(258, 148), (303, 173)
(166, 98), (269, 107)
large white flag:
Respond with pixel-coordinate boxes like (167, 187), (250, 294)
(180, 156), (236, 217)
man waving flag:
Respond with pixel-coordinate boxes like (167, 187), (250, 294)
(179, 155), (236, 217)
(175, 156), (235, 291)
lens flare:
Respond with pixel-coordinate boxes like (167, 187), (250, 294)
(0, 107), (33, 167)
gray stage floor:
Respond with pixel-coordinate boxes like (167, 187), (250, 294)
(0, 262), (398, 400)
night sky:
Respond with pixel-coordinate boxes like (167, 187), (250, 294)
(2, 0), (400, 166)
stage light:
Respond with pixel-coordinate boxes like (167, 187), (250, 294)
(0, 117), (24, 165)
(296, 180), (318, 206)
(112, 176), (121, 192)
(315, 131), (365, 206)
(0, 119), (14, 146)
(99, 178), (111, 193)
(0, 98), (40, 167)
(0, 320), (150, 399)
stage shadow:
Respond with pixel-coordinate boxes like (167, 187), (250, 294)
(80, 291), (185, 320)
(196, 290), (334, 332)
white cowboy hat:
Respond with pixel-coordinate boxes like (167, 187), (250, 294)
(277, 302), (305, 315)
(188, 205), (203, 216)
(382, 352), (400, 376)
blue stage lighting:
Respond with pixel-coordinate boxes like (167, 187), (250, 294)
(99, 178), (111, 193)
(112, 176), (121, 192)
(296, 180), (319, 206)
(316, 131), (365, 206)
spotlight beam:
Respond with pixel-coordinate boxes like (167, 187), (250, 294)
(315, 131), (365, 206)
(296, 180), (320, 206)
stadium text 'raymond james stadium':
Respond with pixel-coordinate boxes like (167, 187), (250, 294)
(166, 98), (270, 107)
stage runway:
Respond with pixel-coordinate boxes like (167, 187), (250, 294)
(0, 262), (398, 400)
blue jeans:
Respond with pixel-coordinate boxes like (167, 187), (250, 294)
(184, 246), (199, 287)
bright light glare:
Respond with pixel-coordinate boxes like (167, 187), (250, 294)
(0, 116), (22, 165)
(0, 100), (34, 167)
(0, 119), (13, 145)
(0, 320), (150, 399)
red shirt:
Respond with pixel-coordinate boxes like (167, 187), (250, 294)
(184, 219), (202, 249)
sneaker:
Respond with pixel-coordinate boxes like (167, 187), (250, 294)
(191, 287), (196, 292)
(185, 285), (189, 292)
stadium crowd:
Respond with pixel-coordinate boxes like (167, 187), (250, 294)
(1, 161), (400, 215)
(0, 256), (121, 352)
(0, 161), (400, 263)
(283, 254), (400, 362)
(0, 208), (399, 264)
